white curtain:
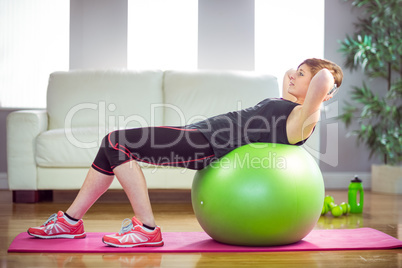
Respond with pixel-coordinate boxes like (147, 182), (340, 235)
(0, 0), (69, 108)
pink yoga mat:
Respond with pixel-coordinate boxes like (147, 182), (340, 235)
(8, 228), (402, 253)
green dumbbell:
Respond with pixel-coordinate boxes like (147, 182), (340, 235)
(321, 203), (328, 215)
(324, 196), (343, 217)
(321, 195), (333, 215)
(330, 204), (343, 217)
(340, 202), (351, 215)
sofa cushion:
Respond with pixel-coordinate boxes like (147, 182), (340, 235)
(36, 128), (103, 167)
(47, 70), (164, 130)
(36, 127), (165, 169)
(163, 70), (280, 126)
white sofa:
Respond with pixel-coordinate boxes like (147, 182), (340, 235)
(7, 69), (286, 201)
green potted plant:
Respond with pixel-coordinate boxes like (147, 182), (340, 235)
(338, 0), (401, 194)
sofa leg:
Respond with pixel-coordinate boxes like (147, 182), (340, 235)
(12, 190), (53, 203)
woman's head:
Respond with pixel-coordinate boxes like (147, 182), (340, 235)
(298, 58), (343, 88)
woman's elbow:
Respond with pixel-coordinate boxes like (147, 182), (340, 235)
(313, 69), (334, 87)
(316, 68), (333, 80)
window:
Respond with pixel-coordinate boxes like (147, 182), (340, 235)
(255, 0), (324, 91)
(0, 0), (69, 108)
(127, 0), (198, 70)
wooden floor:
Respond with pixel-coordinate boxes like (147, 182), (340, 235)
(1, 189), (401, 267)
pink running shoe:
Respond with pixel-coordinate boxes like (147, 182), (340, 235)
(103, 217), (164, 247)
(28, 211), (86, 239)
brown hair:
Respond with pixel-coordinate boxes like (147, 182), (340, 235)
(298, 58), (343, 87)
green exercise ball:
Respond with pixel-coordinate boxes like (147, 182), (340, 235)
(191, 143), (324, 246)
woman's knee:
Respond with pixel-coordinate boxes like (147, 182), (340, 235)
(101, 130), (135, 163)
(101, 130), (123, 149)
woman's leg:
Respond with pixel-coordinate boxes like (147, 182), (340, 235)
(67, 126), (213, 223)
(72, 127), (215, 221)
(66, 161), (155, 227)
(65, 127), (215, 223)
(88, 126), (215, 227)
(27, 166), (113, 239)
(113, 160), (156, 227)
(66, 167), (114, 219)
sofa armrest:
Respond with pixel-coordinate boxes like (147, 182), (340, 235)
(7, 110), (48, 190)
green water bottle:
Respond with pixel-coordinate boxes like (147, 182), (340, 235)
(348, 176), (364, 213)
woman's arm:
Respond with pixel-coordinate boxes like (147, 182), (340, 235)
(301, 68), (334, 120)
(287, 69), (334, 144)
(282, 69), (297, 102)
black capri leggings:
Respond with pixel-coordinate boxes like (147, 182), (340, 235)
(92, 126), (217, 175)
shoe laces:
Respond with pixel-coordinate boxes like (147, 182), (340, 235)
(43, 213), (58, 226)
(119, 218), (134, 235)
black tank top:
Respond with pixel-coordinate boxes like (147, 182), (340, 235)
(186, 98), (310, 158)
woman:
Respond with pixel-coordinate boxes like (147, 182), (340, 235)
(28, 58), (343, 247)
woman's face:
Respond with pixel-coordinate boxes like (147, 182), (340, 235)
(288, 64), (313, 101)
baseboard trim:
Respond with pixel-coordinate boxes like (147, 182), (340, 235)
(322, 172), (371, 190)
(0, 172), (8, 190)
(0, 171), (371, 191)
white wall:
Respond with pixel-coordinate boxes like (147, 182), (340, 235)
(198, 0), (254, 70)
(70, 0), (127, 69)
(322, 0), (381, 174)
